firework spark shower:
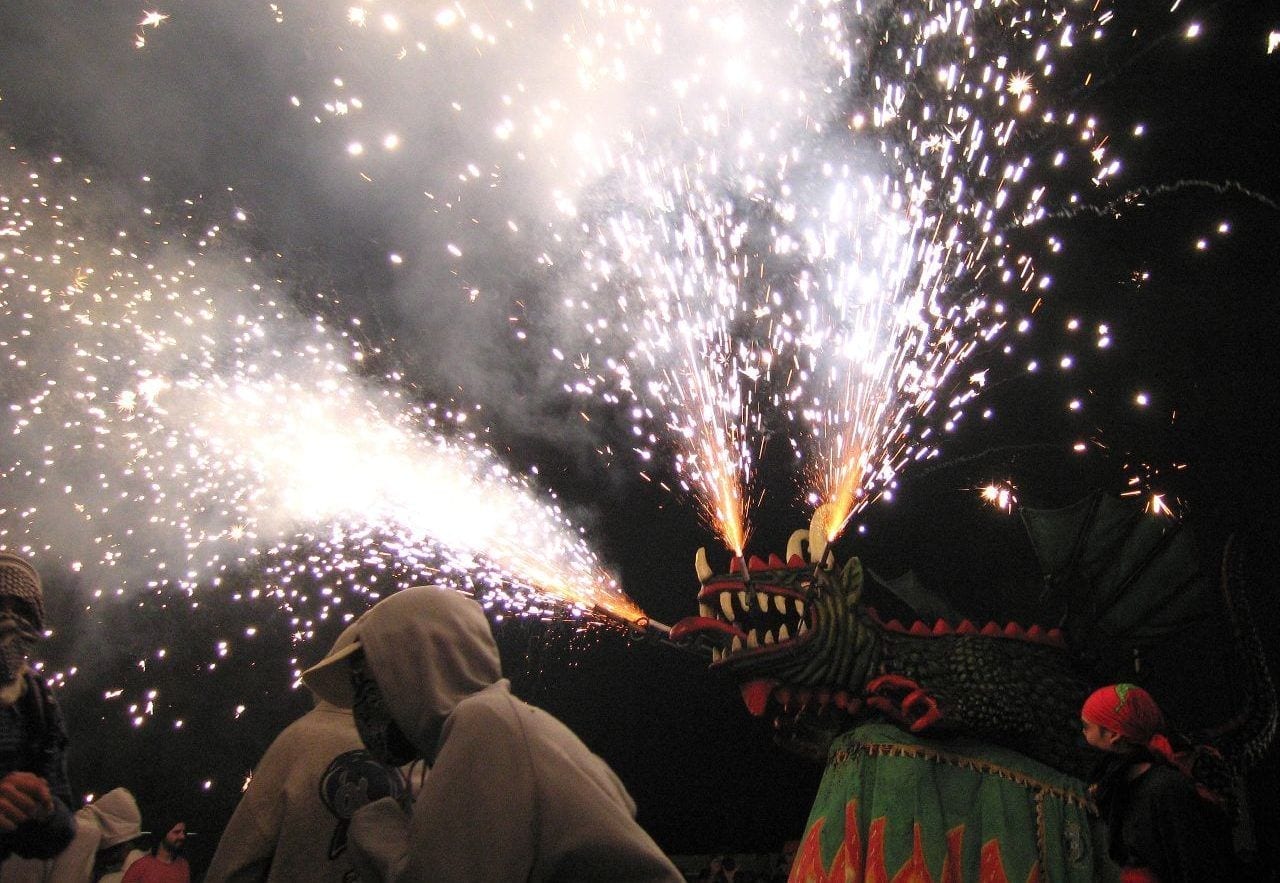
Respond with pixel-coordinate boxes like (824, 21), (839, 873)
(1, 0), (1277, 858)
(0, 0), (1236, 599)
(255, 0), (1129, 550)
(0, 156), (640, 626)
(280, 0), (868, 554)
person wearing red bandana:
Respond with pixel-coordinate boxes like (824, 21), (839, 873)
(1080, 683), (1235, 882)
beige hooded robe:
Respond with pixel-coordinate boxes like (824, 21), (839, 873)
(307, 587), (680, 883)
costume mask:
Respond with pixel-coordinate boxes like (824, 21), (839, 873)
(0, 608), (38, 685)
(0, 554), (43, 686)
(349, 649), (418, 767)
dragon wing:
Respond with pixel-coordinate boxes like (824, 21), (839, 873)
(1021, 492), (1277, 770)
(1019, 492), (1217, 656)
(865, 567), (964, 624)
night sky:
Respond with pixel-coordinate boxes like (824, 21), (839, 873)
(2, 0), (1279, 875)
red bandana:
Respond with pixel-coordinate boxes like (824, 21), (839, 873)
(1081, 683), (1177, 766)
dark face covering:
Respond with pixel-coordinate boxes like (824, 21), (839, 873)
(0, 602), (39, 685)
(350, 649), (418, 767)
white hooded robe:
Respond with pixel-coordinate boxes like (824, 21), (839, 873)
(315, 587), (681, 883)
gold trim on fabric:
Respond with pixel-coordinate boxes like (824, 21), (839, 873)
(838, 739), (1093, 811)
(1035, 790), (1048, 879)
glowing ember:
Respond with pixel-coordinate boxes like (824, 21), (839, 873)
(979, 482), (1018, 514)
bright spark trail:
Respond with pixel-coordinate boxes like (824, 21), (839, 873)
(0, 155), (644, 642)
(3, 0), (1212, 629)
(0, 0), (1268, 824)
(286, 0), (1142, 552)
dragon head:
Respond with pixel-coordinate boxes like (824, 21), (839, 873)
(669, 526), (881, 758)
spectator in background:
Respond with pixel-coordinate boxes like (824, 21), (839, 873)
(120, 822), (187, 883)
(205, 621), (414, 882)
(0, 786), (144, 883)
(0, 552), (74, 867)
(302, 586), (681, 882)
(1081, 683), (1235, 882)
(709, 856), (741, 883)
(767, 841), (798, 883)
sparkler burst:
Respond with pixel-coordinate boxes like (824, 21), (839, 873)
(0, 0), (1273, 848)
(979, 481), (1018, 513)
(279, 0), (1132, 550)
(0, 154), (643, 640)
(286, 0), (857, 554)
(5, 0), (1224, 646)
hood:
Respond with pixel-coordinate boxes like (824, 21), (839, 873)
(0, 551), (45, 631)
(304, 586), (501, 762)
(85, 787), (142, 848)
(311, 618), (362, 712)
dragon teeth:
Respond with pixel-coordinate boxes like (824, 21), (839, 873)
(794, 599), (806, 618)
(756, 591), (769, 610)
(798, 621), (809, 635)
(699, 602), (712, 618)
(746, 630), (759, 648)
(711, 648), (723, 662)
(737, 590), (750, 611)
(720, 594), (734, 620)
(730, 635), (743, 652)
(774, 595), (786, 615)
(763, 629), (775, 645)
(778, 624), (790, 641)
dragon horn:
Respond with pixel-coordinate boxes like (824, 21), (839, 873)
(808, 504), (834, 566)
(786, 530), (809, 564)
(694, 547), (713, 584)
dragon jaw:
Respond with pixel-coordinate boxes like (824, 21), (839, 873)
(670, 532), (880, 738)
(671, 574), (815, 666)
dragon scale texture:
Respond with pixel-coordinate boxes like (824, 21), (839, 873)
(668, 498), (1277, 880)
(672, 549), (1094, 776)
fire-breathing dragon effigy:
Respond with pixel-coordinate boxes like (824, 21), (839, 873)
(670, 492), (1276, 881)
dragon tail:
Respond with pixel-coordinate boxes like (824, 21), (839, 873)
(1204, 535), (1278, 771)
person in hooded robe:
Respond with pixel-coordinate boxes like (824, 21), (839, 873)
(205, 622), (414, 883)
(0, 553), (74, 868)
(0, 787), (144, 883)
(302, 586), (681, 883)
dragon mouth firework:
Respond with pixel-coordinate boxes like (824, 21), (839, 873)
(668, 524), (869, 761)
(667, 505), (881, 757)
(669, 503), (843, 670)
(670, 555), (816, 667)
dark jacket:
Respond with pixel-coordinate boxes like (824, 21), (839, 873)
(0, 671), (76, 861)
(1092, 753), (1233, 882)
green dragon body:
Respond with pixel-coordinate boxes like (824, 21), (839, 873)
(669, 496), (1276, 781)
(671, 545), (1097, 777)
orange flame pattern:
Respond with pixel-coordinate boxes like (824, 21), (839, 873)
(789, 800), (1039, 883)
